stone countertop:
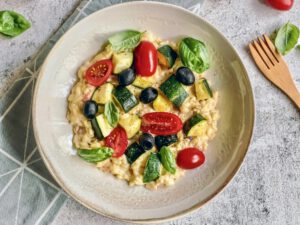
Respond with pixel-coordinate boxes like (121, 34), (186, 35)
(1, 1), (299, 225)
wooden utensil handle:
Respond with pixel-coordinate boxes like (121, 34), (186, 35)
(286, 87), (300, 109)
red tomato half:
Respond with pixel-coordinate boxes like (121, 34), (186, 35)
(266, 0), (294, 10)
(105, 127), (128, 158)
(141, 112), (183, 135)
(85, 59), (112, 86)
(134, 41), (158, 77)
(176, 148), (205, 169)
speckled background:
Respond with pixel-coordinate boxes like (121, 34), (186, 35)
(0, 0), (299, 225)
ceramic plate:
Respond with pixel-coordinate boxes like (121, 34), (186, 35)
(33, 2), (255, 223)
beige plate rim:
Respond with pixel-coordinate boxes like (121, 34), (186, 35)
(32, 1), (255, 223)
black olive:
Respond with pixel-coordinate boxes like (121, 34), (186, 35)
(175, 67), (195, 86)
(155, 134), (178, 149)
(140, 87), (158, 104)
(139, 133), (155, 150)
(83, 100), (98, 119)
(118, 68), (136, 86)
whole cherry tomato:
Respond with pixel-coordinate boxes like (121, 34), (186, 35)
(105, 127), (128, 158)
(85, 59), (112, 86)
(134, 41), (158, 77)
(141, 112), (183, 135)
(176, 148), (205, 169)
(266, 0), (294, 10)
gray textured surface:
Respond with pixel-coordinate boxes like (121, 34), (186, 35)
(0, 0), (299, 225)
(0, 0), (81, 96)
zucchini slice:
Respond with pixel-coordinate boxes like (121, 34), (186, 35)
(125, 142), (145, 164)
(159, 75), (188, 107)
(155, 134), (178, 150)
(183, 114), (208, 137)
(95, 114), (114, 137)
(143, 153), (161, 183)
(132, 76), (154, 89)
(91, 118), (104, 140)
(112, 86), (138, 112)
(92, 83), (114, 105)
(195, 78), (213, 101)
(152, 94), (173, 112)
(157, 45), (177, 68)
(119, 115), (141, 138)
(112, 52), (133, 74)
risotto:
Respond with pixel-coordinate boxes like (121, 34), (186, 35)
(67, 30), (219, 189)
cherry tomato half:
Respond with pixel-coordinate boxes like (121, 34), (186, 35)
(134, 41), (158, 77)
(105, 127), (128, 158)
(141, 112), (183, 135)
(176, 148), (205, 169)
(266, 0), (294, 10)
(85, 59), (112, 86)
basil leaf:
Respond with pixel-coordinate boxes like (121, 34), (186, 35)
(0, 11), (31, 37)
(179, 37), (209, 74)
(104, 101), (119, 127)
(108, 30), (141, 52)
(158, 146), (176, 174)
(275, 22), (299, 55)
(78, 147), (113, 163)
(143, 153), (161, 183)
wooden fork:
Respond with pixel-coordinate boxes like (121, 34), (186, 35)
(249, 35), (300, 109)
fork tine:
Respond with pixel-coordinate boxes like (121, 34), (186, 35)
(249, 43), (270, 74)
(263, 34), (283, 62)
(252, 40), (272, 69)
(258, 37), (278, 64)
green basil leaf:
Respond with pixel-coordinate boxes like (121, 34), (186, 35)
(179, 37), (210, 73)
(78, 147), (113, 163)
(143, 153), (161, 183)
(158, 146), (176, 174)
(104, 101), (119, 127)
(0, 11), (31, 37)
(275, 22), (299, 55)
(108, 30), (141, 52)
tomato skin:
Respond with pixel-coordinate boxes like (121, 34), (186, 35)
(176, 148), (205, 169)
(85, 59), (112, 86)
(105, 127), (128, 158)
(134, 41), (158, 77)
(266, 0), (294, 10)
(141, 112), (183, 135)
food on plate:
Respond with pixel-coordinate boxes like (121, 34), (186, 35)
(67, 30), (219, 189)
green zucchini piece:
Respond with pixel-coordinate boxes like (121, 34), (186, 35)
(155, 134), (178, 150)
(77, 147), (113, 163)
(183, 114), (208, 137)
(195, 78), (213, 101)
(119, 115), (141, 138)
(125, 142), (145, 164)
(95, 114), (114, 137)
(152, 94), (173, 112)
(158, 146), (176, 174)
(143, 153), (161, 183)
(91, 118), (104, 140)
(92, 83), (114, 104)
(157, 45), (177, 68)
(112, 86), (138, 112)
(112, 52), (133, 74)
(132, 76), (154, 89)
(159, 75), (188, 107)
